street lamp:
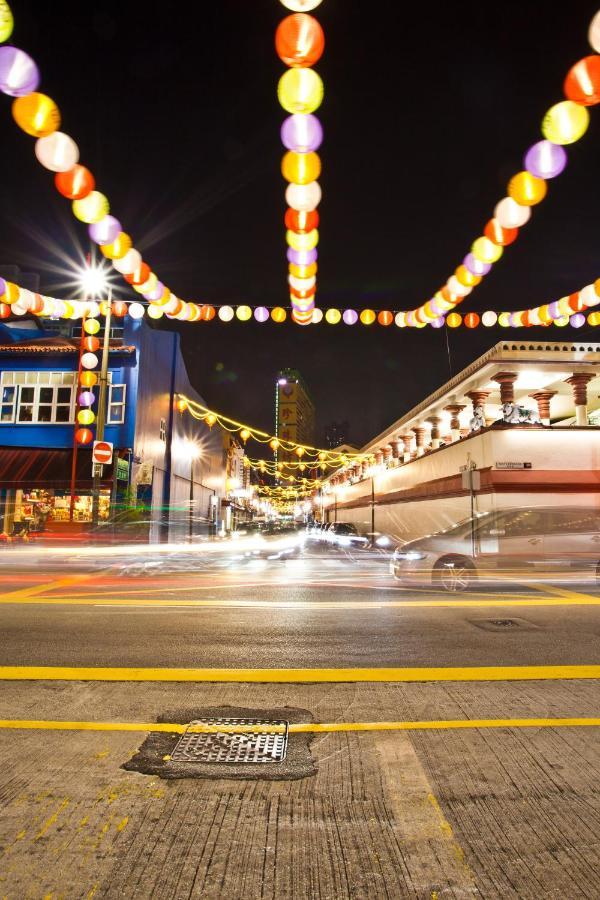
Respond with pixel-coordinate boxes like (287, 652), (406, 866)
(182, 438), (202, 541)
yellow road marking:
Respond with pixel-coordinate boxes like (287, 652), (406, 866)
(0, 595), (599, 609)
(0, 717), (598, 734)
(0, 572), (95, 601)
(0, 664), (599, 682)
(529, 581), (600, 604)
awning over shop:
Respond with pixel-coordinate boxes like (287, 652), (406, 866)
(0, 447), (114, 489)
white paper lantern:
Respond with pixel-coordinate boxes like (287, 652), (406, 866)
(285, 181), (321, 212)
(112, 248), (141, 275)
(81, 352), (99, 369)
(218, 306), (234, 322)
(494, 197), (531, 229)
(147, 304), (164, 319)
(128, 302), (145, 319)
(481, 310), (498, 327)
(35, 132), (79, 172)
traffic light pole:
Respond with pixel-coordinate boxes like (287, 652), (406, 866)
(91, 289), (112, 530)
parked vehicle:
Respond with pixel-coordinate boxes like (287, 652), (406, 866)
(390, 507), (600, 591)
(326, 522), (369, 547)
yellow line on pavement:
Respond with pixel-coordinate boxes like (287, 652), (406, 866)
(0, 572), (95, 601)
(0, 664), (600, 682)
(0, 717), (598, 734)
(1, 595), (599, 609)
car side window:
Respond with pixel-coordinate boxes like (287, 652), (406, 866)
(545, 510), (600, 534)
(479, 510), (547, 537)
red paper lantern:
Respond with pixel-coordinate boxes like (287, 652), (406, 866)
(111, 300), (128, 317)
(82, 336), (100, 352)
(564, 56), (600, 106)
(484, 218), (518, 247)
(200, 305), (216, 321)
(0, 303), (11, 319)
(377, 310), (393, 326)
(54, 165), (95, 200)
(275, 14), (325, 68)
(464, 312), (480, 329)
(124, 262), (151, 286)
(284, 208), (319, 233)
(75, 427), (93, 445)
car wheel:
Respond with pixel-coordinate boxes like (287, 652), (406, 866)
(434, 556), (476, 592)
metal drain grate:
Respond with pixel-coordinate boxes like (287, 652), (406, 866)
(170, 717), (289, 764)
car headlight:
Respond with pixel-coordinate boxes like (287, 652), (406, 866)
(395, 550), (427, 561)
(375, 536), (391, 547)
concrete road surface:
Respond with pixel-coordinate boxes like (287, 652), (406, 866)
(0, 550), (599, 898)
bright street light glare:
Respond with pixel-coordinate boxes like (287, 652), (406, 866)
(79, 265), (108, 297)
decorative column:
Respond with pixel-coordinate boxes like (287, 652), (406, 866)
(399, 433), (413, 463)
(565, 373), (595, 425)
(374, 450), (384, 466)
(444, 403), (466, 442)
(491, 372), (518, 406)
(361, 460), (369, 478)
(427, 415), (442, 450)
(529, 390), (557, 426)
(465, 390), (491, 425)
(390, 439), (402, 460)
(413, 426), (427, 457)
(383, 445), (393, 465)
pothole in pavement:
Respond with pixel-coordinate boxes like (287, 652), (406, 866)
(123, 706), (317, 781)
(468, 617), (540, 632)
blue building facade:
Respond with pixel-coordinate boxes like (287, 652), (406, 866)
(0, 317), (227, 541)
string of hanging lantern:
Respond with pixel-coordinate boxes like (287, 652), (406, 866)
(277, 0), (324, 326)
(400, 12), (600, 328)
(177, 394), (365, 461)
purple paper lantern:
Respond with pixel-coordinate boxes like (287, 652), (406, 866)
(0, 277), (6, 297)
(430, 317), (445, 328)
(254, 306), (269, 323)
(144, 281), (165, 301)
(281, 114), (323, 153)
(78, 391), (95, 407)
(547, 300), (561, 319)
(287, 247), (318, 266)
(524, 140), (567, 180)
(463, 253), (492, 276)
(0, 46), (40, 97)
(343, 309), (358, 325)
(570, 313), (585, 328)
(89, 215), (122, 246)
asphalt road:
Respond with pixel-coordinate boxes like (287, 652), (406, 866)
(1, 546), (599, 898)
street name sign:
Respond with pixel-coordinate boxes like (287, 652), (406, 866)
(495, 462), (532, 469)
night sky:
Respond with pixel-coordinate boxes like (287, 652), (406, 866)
(2, 0), (600, 445)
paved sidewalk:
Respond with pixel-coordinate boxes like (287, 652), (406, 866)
(0, 680), (598, 898)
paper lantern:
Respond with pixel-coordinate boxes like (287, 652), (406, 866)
(325, 308), (341, 324)
(0, 46), (39, 96)
(13, 92), (60, 137)
(135, 272), (158, 295)
(472, 236), (503, 264)
(281, 114), (323, 152)
(218, 306), (234, 322)
(278, 68), (324, 115)
(254, 306), (269, 322)
(542, 101), (589, 145)
(395, 312), (407, 327)
(276, 14), (325, 67)
(272, 307), (287, 322)
(124, 262), (150, 286)
(75, 428), (93, 445)
(292, 309), (313, 326)
(83, 319), (100, 335)
(495, 197), (531, 228)
(112, 248), (141, 275)
(89, 215), (122, 246)
(286, 180), (321, 211)
(588, 311), (600, 325)
(497, 312), (511, 327)
(463, 253), (491, 276)
(199, 305), (215, 321)
(289, 273), (316, 291)
(144, 281), (165, 302)
(343, 309), (358, 325)
(128, 302), (145, 320)
(453, 265), (481, 288)
(289, 261), (317, 278)
(82, 336), (100, 353)
(2, 282), (17, 305)
(524, 140), (567, 179)
(0, 302), (11, 318)
(236, 305), (252, 321)
(0, 0), (13, 42)
(570, 313), (586, 328)
(73, 191), (109, 224)
(481, 310), (498, 327)
(30, 294), (44, 314)
(311, 307), (323, 323)
(287, 247), (318, 265)
(554, 316), (569, 327)
(377, 310), (393, 326)
(78, 391), (95, 407)
(590, 11), (600, 52)
(508, 171), (547, 206)
(280, 0), (323, 10)
(35, 132), (79, 172)
(446, 276), (471, 297)
(484, 219), (518, 247)
(54, 164), (95, 200)
(564, 56), (600, 106)
(464, 312), (480, 329)
(286, 228), (318, 251)
(80, 371), (98, 388)
(77, 409), (95, 426)
(147, 304), (164, 320)
(285, 208), (319, 234)
(446, 312), (462, 328)
(430, 317), (445, 328)
(281, 150), (321, 185)
(101, 231), (132, 260)
(81, 352), (98, 369)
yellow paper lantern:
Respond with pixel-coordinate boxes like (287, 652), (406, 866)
(455, 265), (482, 288)
(236, 305), (252, 321)
(471, 236), (503, 264)
(12, 93), (60, 137)
(359, 309), (376, 325)
(556, 297), (574, 317)
(588, 311), (600, 326)
(0, 0), (14, 42)
(134, 273), (158, 295)
(101, 232), (132, 260)
(554, 316), (569, 327)
(79, 371), (98, 388)
(147, 304), (164, 320)
(289, 262), (317, 278)
(73, 191), (110, 224)
(542, 101), (589, 145)
(83, 318), (100, 335)
(281, 150), (321, 185)
(278, 68), (324, 115)
(446, 312), (462, 328)
(77, 409), (95, 426)
(286, 228), (319, 251)
(271, 307), (287, 323)
(3, 282), (19, 304)
(508, 171), (547, 206)
(498, 312), (511, 327)
(325, 308), (341, 324)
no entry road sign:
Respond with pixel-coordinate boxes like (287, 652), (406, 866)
(92, 440), (113, 466)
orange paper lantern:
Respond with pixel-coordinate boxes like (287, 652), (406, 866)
(484, 218), (519, 247)
(275, 13), (325, 68)
(54, 165), (95, 200)
(564, 56), (600, 106)
(377, 310), (393, 326)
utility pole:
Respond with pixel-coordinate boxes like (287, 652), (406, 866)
(91, 288), (112, 529)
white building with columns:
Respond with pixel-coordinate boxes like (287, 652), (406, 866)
(322, 340), (600, 542)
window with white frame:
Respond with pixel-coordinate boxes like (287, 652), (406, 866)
(0, 372), (76, 424)
(159, 418), (167, 442)
(108, 384), (126, 424)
